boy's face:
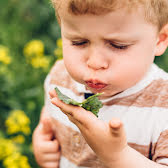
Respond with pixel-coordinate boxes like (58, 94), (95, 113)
(60, 7), (159, 98)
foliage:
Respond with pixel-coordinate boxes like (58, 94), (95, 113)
(55, 87), (103, 117)
(81, 94), (103, 117)
(0, 36), (62, 167)
(0, 110), (31, 168)
(154, 48), (168, 71)
(0, 0), (62, 167)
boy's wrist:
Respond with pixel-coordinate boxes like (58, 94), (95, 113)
(105, 145), (130, 168)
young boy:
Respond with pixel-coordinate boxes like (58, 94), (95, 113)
(33, 0), (168, 168)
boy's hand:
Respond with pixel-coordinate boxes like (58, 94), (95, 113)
(50, 89), (128, 167)
(32, 117), (61, 168)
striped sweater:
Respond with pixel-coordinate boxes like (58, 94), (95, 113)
(44, 60), (168, 168)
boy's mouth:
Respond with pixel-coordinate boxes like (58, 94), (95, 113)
(85, 80), (107, 90)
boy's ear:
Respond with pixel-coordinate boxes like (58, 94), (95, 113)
(155, 24), (168, 56)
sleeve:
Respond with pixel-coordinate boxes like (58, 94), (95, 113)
(152, 120), (168, 166)
(43, 73), (59, 112)
(43, 60), (84, 124)
(44, 74), (52, 107)
(43, 60), (64, 108)
(43, 68), (71, 121)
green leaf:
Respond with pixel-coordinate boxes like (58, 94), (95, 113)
(81, 93), (103, 117)
(55, 87), (103, 117)
(55, 87), (82, 106)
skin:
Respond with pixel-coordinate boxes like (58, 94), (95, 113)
(60, 7), (160, 98)
(33, 5), (168, 168)
(32, 108), (61, 168)
(50, 93), (168, 168)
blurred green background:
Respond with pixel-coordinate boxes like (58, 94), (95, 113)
(0, 0), (62, 167)
(0, 0), (168, 167)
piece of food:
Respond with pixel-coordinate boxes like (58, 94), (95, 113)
(55, 87), (103, 117)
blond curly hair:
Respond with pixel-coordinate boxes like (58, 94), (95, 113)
(51, 0), (168, 31)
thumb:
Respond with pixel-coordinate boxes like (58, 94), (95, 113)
(109, 118), (127, 151)
(40, 117), (54, 140)
(109, 118), (126, 138)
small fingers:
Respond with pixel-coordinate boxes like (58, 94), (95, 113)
(35, 151), (60, 168)
(49, 89), (57, 99)
(109, 118), (122, 129)
(42, 140), (60, 153)
(109, 118), (125, 137)
(51, 97), (83, 118)
(43, 152), (61, 162)
(51, 97), (98, 129)
(42, 161), (59, 168)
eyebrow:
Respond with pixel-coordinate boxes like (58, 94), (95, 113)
(105, 38), (138, 44)
(63, 33), (85, 39)
(63, 33), (138, 43)
(104, 34), (139, 43)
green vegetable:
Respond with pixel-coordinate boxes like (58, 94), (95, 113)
(55, 87), (103, 117)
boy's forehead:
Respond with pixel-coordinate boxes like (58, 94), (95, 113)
(61, 6), (144, 27)
(56, 0), (142, 16)
(61, 8), (157, 39)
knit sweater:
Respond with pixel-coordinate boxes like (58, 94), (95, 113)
(44, 60), (168, 168)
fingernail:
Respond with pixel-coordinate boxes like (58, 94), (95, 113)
(51, 98), (61, 108)
(110, 120), (121, 129)
(51, 98), (57, 104)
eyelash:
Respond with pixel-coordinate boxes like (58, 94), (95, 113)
(71, 41), (129, 50)
(72, 41), (88, 46)
(109, 43), (128, 50)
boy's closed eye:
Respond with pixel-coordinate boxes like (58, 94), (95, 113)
(71, 40), (130, 50)
(71, 40), (88, 46)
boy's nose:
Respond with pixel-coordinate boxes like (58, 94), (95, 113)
(86, 49), (109, 70)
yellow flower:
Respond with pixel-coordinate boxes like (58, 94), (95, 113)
(24, 40), (44, 57)
(0, 45), (11, 64)
(6, 124), (20, 135)
(54, 38), (63, 60)
(29, 143), (33, 152)
(12, 135), (25, 144)
(21, 126), (31, 135)
(3, 152), (31, 168)
(31, 56), (50, 69)
(0, 138), (17, 160)
(54, 48), (63, 60)
(5, 110), (31, 135)
(56, 38), (62, 48)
